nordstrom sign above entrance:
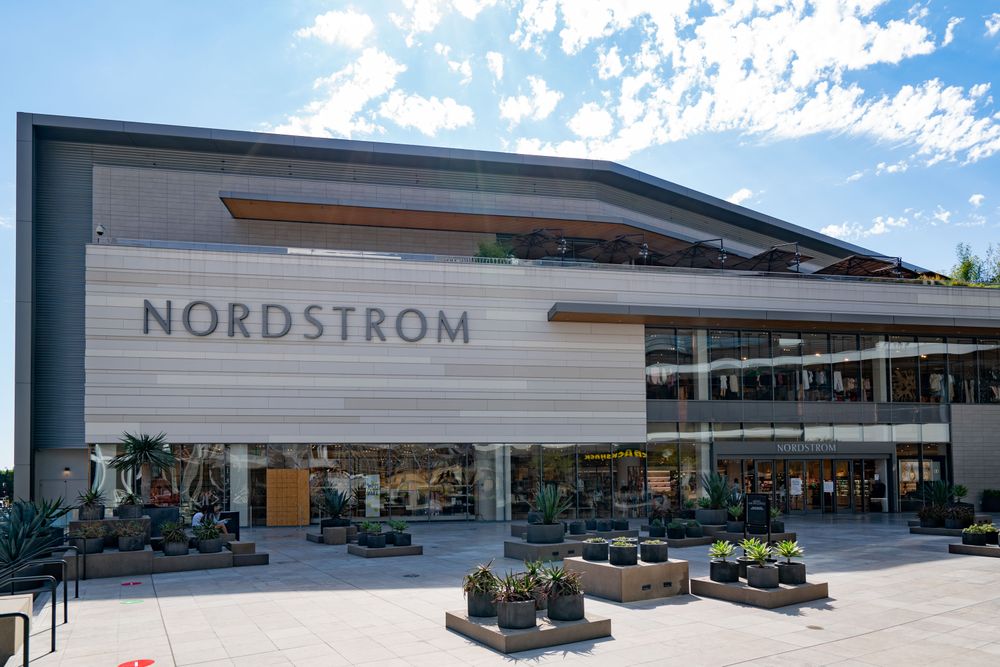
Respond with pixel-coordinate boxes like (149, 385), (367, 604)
(142, 300), (470, 343)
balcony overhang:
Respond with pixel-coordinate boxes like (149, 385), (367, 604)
(219, 191), (693, 253)
(547, 302), (1000, 334)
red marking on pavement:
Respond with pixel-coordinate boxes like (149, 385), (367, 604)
(121, 581), (143, 586)
(117, 661), (154, 667)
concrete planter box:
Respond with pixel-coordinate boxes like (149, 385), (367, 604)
(198, 538), (224, 554)
(747, 565), (780, 589)
(117, 505), (143, 520)
(526, 523), (564, 544)
(321, 527), (349, 544)
(608, 545), (638, 567)
(777, 562), (806, 585)
(696, 509), (727, 525)
(393, 532), (412, 546)
(691, 577), (829, 609)
(771, 520), (785, 533)
(466, 591), (497, 618)
(504, 540), (580, 562)
(564, 556), (689, 603)
(79, 505), (105, 521)
(949, 543), (1000, 558)
(582, 542), (608, 561)
(710, 560), (739, 583)
(640, 542), (669, 563)
(445, 610), (611, 654)
(357, 532), (369, 546)
(163, 541), (189, 556)
(547, 593), (584, 621)
(347, 544), (423, 558)
(319, 518), (351, 528)
(118, 535), (145, 552)
(71, 537), (105, 554)
(496, 600), (536, 629)
(366, 533), (387, 548)
(962, 533), (989, 546)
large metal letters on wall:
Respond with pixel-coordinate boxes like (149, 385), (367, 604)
(142, 300), (470, 343)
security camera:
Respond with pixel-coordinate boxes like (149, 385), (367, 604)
(95, 224), (106, 237)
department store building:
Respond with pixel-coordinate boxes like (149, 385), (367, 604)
(14, 113), (1000, 527)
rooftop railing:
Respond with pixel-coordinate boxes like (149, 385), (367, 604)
(103, 238), (981, 288)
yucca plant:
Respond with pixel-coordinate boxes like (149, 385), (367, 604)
(534, 484), (572, 525)
(0, 499), (71, 568)
(322, 488), (350, 519)
(109, 431), (175, 504)
(700, 472), (731, 509)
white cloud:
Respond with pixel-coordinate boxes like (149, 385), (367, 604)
(821, 215), (908, 239)
(451, 0), (498, 20)
(875, 159), (909, 175)
(448, 59), (473, 84)
(596, 45), (625, 79)
(987, 13), (1000, 38)
(391, 0), (498, 46)
(931, 205), (951, 224)
(956, 214), (987, 228)
(296, 9), (375, 49)
(845, 171), (865, 183)
(568, 103), (614, 139)
(0, 215), (12, 230)
(274, 49), (405, 138)
(433, 42), (451, 57)
(726, 188), (754, 206)
(486, 51), (504, 82)
(378, 91), (474, 136)
(969, 193), (986, 208)
(942, 17), (962, 47)
(499, 76), (563, 124)
(507, 2), (1000, 165)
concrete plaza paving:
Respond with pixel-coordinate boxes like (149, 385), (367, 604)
(20, 513), (1000, 666)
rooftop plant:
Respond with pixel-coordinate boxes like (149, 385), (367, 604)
(534, 484), (572, 525)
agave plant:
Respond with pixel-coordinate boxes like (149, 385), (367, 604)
(534, 484), (572, 525)
(700, 472), (732, 510)
(159, 521), (188, 545)
(743, 540), (773, 566)
(76, 485), (107, 509)
(322, 488), (350, 519)
(540, 563), (583, 597)
(923, 480), (953, 508)
(0, 498), (72, 568)
(494, 571), (534, 603)
(774, 540), (804, 564)
(109, 431), (175, 504)
(462, 559), (500, 596)
(708, 540), (736, 562)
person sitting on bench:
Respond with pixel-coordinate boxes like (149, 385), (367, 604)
(192, 504), (229, 535)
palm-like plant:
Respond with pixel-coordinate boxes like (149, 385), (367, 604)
(109, 432), (175, 505)
(322, 488), (350, 519)
(700, 472), (732, 510)
(0, 499), (72, 568)
(534, 484), (573, 525)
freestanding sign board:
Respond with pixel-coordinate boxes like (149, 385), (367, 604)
(745, 493), (771, 543)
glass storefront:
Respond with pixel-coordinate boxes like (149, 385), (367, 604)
(647, 328), (1000, 404)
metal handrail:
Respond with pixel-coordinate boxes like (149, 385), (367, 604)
(13, 560), (67, 624)
(0, 611), (30, 666)
(43, 545), (79, 598)
(3, 575), (57, 652)
(108, 238), (983, 288)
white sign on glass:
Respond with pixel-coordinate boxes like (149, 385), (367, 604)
(364, 474), (381, 517)
(790, 478), (803, 496)
(823, 480), (834, 493)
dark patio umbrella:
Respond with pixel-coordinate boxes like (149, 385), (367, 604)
(578, 235), (646, 264)
(509, 229), (561, 260)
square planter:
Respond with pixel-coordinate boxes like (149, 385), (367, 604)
(367, 533), (387, 548)
(648, 525), (666, 538)
(163, 541), (188, 556)
(198, 538), (224, 554)
(962, 533), (989, 546)
(393, 532), (412, 546)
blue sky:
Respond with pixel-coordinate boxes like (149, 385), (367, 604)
(1, 1), (999, 467)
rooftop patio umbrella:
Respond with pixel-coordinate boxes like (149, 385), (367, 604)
(578, 234), (646, 264)
(509, 229), (562, 260)
(728, 248), (814, 273)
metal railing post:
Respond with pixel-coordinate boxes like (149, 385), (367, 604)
(0, 611), (30, 666)
(6, 575), (57, 652)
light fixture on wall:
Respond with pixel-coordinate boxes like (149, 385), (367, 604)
(62, 467), (71, 477)
(95, 224), (106, 244)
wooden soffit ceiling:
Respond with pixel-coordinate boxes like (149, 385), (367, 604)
(219, 193), (693, 253)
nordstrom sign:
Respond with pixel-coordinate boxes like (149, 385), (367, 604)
(142, 300), (469, 343)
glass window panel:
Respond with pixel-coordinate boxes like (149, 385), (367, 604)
(577, 444), (612, 518)
(918, 336), (947, 404)
(889, 335), (920, 402)
(647, 422), (679, 442)
(472, 444), (502, 520)
(351, 445), (392, 518)
(646, 442), (679, 513)
(741, 331), (773, 400)
(772, 332), (802, 401)
(427, 444), (472, 519)
(802, 333), (832, 400)
(709, 330), (741, 399)
(678, 329), (707, 401)
(921, 423), (950, 442)
(712, 422), (743, 441)
(541, 444), (577, 519)
(508, 444), (540, 520)
(613, 444), (646, 518)
(177, 444), (228, 521)
(773, 423), (803, 441)
(893, 424), (921, 441)
(645, 328), (678, 400)
(742, 424), (773, 441)
(862, 424), (891, 441)
(678, 442), (707, 505)
(860, 334), (889, 402)
(679, 422), (712, 444)
(831, 334), (861, 402)
(804, 424), (833, 441)
(309, 444), (353, 522)
(949, 338), (978, 404)
(979, 339), (1000, 403)
(386, 444), (426, 518)
(833, 424), (863, 441)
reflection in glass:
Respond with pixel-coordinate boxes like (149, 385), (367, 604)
(772, 332), (802, 401)
(741, 331), (772, 400)
(577, 444), (612, 518)
(508, 444), (540, 520)
(949, 338), (977, 403)
(919, 336), (947, 404)
(427, 444), (472, 519)
(645, 328), (679, 400)
(978, 339), (1000, 403)
(709, 330), (741, 399)
(831, 334), (860, 402)
(613, 444), (646, 518)
(889, 335), (920, 402)
(541, 444), (576, 519)
(802, 333), (831, 400)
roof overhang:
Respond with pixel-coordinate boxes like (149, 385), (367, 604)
(548, 302), (1000, 335)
